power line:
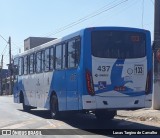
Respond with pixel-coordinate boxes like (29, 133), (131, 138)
(11, 0), (130, 50)
(0, 35), (9, 59)
(44, 0), (120, 37)
(89, 0), (139, 27)
(8, 0), (150, 53)
(0, 36), (22, 56)
(0, 34), (8, 43)
(47, 0), (129, 37)
(1, 44), (8, 56)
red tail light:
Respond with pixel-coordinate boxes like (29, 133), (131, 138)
(86, 70), (95, 96)
(145, 70), (152, 95)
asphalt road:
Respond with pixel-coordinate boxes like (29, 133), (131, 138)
(0, 96), (159, 138)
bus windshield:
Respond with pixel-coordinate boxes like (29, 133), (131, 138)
(91, 30), (146, 59)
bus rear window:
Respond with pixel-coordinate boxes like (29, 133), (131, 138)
(91, 31), (146, 59)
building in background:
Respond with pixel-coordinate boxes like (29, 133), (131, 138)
(24, 37), (56, 51)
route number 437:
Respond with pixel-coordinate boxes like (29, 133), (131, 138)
(97, 66), (110, 72)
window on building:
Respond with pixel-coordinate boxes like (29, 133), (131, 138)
(55, 45), (62, 69)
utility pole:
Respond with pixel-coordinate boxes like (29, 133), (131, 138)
(1, 55), (3, 69)
(154, 0), (160, 46)
(153, 0), (160, 109)
(0, 55), (3, 95)
(8, 36), (12, 95)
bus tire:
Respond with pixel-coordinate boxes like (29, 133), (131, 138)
(95, 110), (117, 121)
(50, 95), (60, 119)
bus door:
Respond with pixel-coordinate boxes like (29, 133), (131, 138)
(43, 48), (53, 108)
(36, 73), (44, 107)
(54, 44), (67, 111)
(35, 51), (44, 108)
(66, 69), (78, 110)
(20, 55), (35, 106)
(66, 39), (80, 110)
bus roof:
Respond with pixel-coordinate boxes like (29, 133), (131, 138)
(14, 26), (150, 58)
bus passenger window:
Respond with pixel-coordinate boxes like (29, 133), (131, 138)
(55, 45), (62, 69)
(18, 57), (24, 75)
(68, 40), (76, 68)
(13, 58), (19, 75)
(75, 38), (81, 66)
(24, 56), (28, 75)
(42, 50), (45, 71)
(36, 51), (42, 73)
(50, 47), (54, 70)
(29, 54), (34, 74)
(62, 44), (66, 69)
(44, 48), (49, 71)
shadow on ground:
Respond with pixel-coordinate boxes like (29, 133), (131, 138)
(19, 109), (160, 137)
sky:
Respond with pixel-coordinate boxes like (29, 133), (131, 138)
(0, 0), (154, 68)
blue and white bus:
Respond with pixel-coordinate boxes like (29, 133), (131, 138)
(13, 27), (152, 120)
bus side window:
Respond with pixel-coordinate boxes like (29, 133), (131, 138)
(29, 54), (34, 74)
(55, 45), (62, 70)
(44, 48), (50, 72)
(13, 58), (19, 76)
(49, 47), (54, 70)
(18, 57), (24, 76)
(75, 38), (81, 66)
(68, 40), (75, 68)
(42, 50), (45, 71)
(24, 56), (28, 75)
(62, 43), (67, 69)
(68, 39), (80, 68)
(36, 51), (42, 73)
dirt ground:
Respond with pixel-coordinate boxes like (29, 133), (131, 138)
(116, 108), (160, 127)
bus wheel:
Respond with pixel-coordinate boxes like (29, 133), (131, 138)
(95, 110), (117, 121)
(50, 95), (59, 119)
